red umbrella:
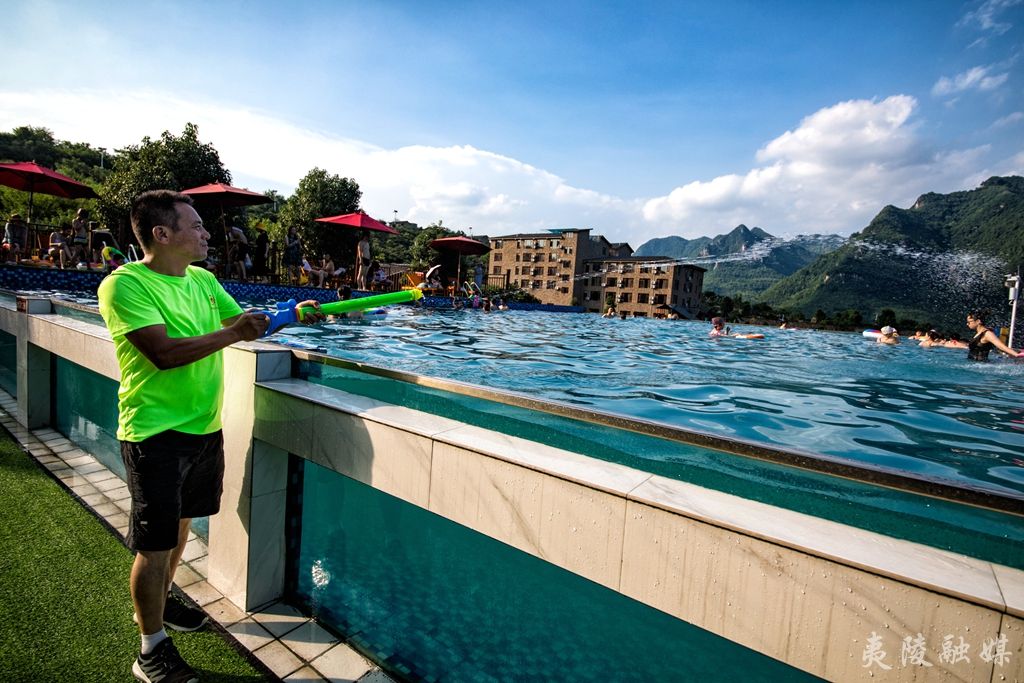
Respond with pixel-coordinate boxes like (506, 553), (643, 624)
(429, 236), (491, 291)
(181, 182), (272, 208)
(315, 211), (398, 235)
(428, 236), (491, 255)
(0, 162), (98, 220)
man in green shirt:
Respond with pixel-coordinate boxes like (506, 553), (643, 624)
(99, 190), (321, 683)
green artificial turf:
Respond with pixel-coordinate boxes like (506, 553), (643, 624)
(0, 434), (272, 682)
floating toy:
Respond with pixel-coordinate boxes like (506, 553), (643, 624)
(258, 289), (421, 336)
(101, 246), (127, 270)
(862, 329), (882, 339)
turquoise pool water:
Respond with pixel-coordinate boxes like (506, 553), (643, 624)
(276, 307), (1024, 498)
(293, 459), (823, 683)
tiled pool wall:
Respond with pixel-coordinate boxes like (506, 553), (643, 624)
(3, 291), (1023, 682)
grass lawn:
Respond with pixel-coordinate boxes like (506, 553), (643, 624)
(0, 433), (273, 681)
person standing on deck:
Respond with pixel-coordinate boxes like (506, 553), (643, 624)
(356, 230), (371, 290)
(98, 190), (322, 683)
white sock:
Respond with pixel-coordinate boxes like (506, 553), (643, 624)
(140, 628), (168, 655)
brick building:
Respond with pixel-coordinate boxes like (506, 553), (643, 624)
(488, 228), (704, 316)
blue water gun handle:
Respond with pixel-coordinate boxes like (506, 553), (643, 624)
(257, 299), (298, 337)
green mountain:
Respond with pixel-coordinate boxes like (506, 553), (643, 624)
(635, 225), (844, 299)
(761, 176), (1024, 327)
(636, 224), (771, 259)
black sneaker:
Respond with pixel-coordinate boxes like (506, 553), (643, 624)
(132, 638), (198, 683)
(134, 594), (209, 632)
(162, 593), (208, 632)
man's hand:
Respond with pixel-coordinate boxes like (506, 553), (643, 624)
(297, 300), (325, 324)
(231, 311), (271, 341)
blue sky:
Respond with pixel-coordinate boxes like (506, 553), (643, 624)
(2, 0), (1022, 244)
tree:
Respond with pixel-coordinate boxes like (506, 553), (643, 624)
(99, 123), (230, 246)
(279, 168), (361, 261)
(0, 126), (108, 228)
(373, 222), (421, 265)
(0, 126), (59, 167)
(875, 308), (897, 328)
(409, 222), (456, 270)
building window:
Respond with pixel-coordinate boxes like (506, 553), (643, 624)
(493, 240), (503, 249)
(493, 252), (502, 262)
(654, 279), (665, 289)
(654, 294), (666, 305)
(638, 278), (650, 288)
(620, 278), (632, 288)
(638, 293), (649, 304)
(515, 253), (520, 261)
(492, 266), (502, 275)
(606, 277), (617, 287)
(619, 292), (632, 303)
(584, 263), (590, 273)
(685, 283), (692, 293)
(546, 280), (556, 289)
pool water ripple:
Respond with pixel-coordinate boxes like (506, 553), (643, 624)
(285, 307), (1024, 496)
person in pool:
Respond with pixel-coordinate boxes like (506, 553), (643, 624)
(709, 317), (732, 337)
(330, 285), (362, 319)
(943, 333), (969, 349)
(918, 329), (944, 347)
(876, 326), (899, 345)
(965, 311), (1020, 361)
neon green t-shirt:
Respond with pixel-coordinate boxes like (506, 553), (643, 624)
(97, 262), (243, 442)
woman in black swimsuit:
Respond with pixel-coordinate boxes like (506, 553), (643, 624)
(965, 311), (1020, 361)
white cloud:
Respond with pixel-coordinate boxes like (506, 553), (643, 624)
(0, 89), (1011, 245)
(932, 65), (1010, 96)
(958, 0), (1022, 36)
(993, 111), (1024, 127)
(643, 96), (1003, 237)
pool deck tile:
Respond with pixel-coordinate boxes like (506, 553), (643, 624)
(310, 642), (375, 682)
(252, 639), (304, 679)
(279, 619), (340, 662)
(182, 579), (224, 607)
(205, 596), (248, 627)
(0, 409), (396, 683)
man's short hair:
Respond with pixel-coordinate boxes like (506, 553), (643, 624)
(131, 190), (194, 249)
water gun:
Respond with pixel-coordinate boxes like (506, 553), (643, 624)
(259, 288), (422, 336)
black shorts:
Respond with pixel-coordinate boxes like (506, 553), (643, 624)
(120, 430), (225, 552)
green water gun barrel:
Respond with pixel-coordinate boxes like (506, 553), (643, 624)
(299, 288), (423, 320)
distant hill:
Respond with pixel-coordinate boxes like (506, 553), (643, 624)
(635, 225), (845, 299)
(636, 224), (770, 259)
(761, 176), (1024, 327)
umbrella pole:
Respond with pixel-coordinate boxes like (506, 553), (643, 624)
(220, 206), (229, 277)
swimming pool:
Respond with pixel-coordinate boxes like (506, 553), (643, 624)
(272, 306), (1024, 498)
